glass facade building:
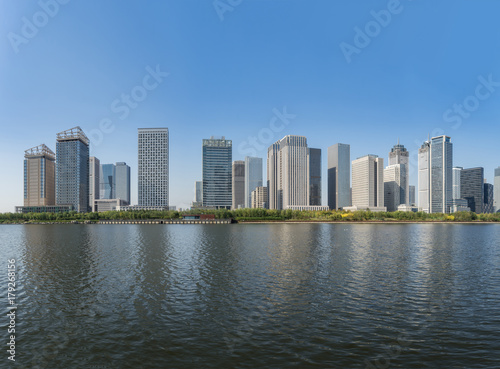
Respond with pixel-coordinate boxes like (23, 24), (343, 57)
(138, 128), (169, 207)
(309, 148), (322, 206)
(100, 164), (116, 199)
(244, 156), (263, 209)
(461, 167), (484, 213)
(418, 136), (453, 213)
(327, 143), (350, 210)
(115, 162), (131, 204)
(484, 183), (494, 214)
(388, 141), (410, 205)
(202, 137), (232, 209)
(56, 127), (90, 212)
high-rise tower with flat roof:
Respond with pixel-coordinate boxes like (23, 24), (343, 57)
(56, 127), (90, 212)
(138, 128), (169, 207)
(24, 144), (56, 207)
(202, 136), (232, 209)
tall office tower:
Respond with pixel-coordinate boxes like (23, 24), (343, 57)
(244, 156), (263, 208)
(138, 128), (169, 207)
(418, 136), (453, 213)
(351, 155), (385, 210)
(24, 144), (56, 206)
(267, 135), (309, 210)
(484, 183), (494, 214)
(495, 167), (500, 212)
(232, 160), (245, 209)
(309, 148), (322, 206)
(251, 186), (268, 209)
(115, 162), (131, 204)
(327, 143), (351, 210)
(195, 181), (203, 203)
(388, 141), (410, 205)
(452, 167), (463, 200)
(202, 136), (232, 209)
(460, 167), (484, 213)
(100, 163), (116, 199)
(409, 185), (416, 206)
(384, 164), (407, 212)
(56, 127), (90, 212)
(89, 156), (100, 212)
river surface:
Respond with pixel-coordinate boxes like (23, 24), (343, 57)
(1, 223), (499, 368)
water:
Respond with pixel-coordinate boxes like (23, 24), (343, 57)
(1, 223), (500, 368)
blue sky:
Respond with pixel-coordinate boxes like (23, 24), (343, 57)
(1, 0), (500, 211)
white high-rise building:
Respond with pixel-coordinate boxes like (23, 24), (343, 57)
(267, 135), (309, 210)
(388, 141), (410, 205)
(350, 155), (385, 211)
(418, 136), (453, 213)
(89, 156), (100, 212)
(138, 128), (169, 208)
(452, 167), (463, 200)
(244, 156), (263, 208)
(384, 164), (407, 212)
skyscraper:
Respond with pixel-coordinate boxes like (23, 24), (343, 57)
(384, 164), (407, 212)
(484, 182), (494, 214)
(115, 162), (131, 204)
(327, 143), (350, 210)
(267, 135), (309, 210)
(195, 181), (203, 203)
(244, 156), (263, 208)
(56, 127), (90, 212)
(138, 128), (169, 207)
(89, 156), (100, 212)
(461, 167), (484, 213)
(388, 141), (410, 205)
(409, 185), (416, 206)
(100, 163), (116, 199)
(418, 135), (453, 213)
(24, 144), (56, 207)
(309, 148), (322, 206)
(452, 167), (462, 200)
(494, 167), (500, 212)
(232, 160), (245, 209)
(202, 136), (232, 209)
(351, 155), (385, 210)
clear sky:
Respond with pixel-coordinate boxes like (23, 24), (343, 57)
(1, 0), (500, 212)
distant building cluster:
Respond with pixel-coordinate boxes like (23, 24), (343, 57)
(16, 127), (500, 214)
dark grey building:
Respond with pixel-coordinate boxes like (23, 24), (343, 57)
(484, 183), (494, 214)
(203, 136), (232, 209)
(232, 160), (245, 209)
(328, 143), (350, 210)
(409, 185), (416, 206)
(56, 127), (90, 212)
(309, 148), (322, 206)
(100, 163), (115, 199)
(461, 167), (484, 213)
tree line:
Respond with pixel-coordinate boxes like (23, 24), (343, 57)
(0, 208), (499, 223)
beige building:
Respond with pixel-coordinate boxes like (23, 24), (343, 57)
(267, 135), (309, 210)
(24, 144), (55, 206)
(251, 186), (268, 209)
(349, 155), (386, 211)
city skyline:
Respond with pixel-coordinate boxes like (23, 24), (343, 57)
(2, 1), (500, 211)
